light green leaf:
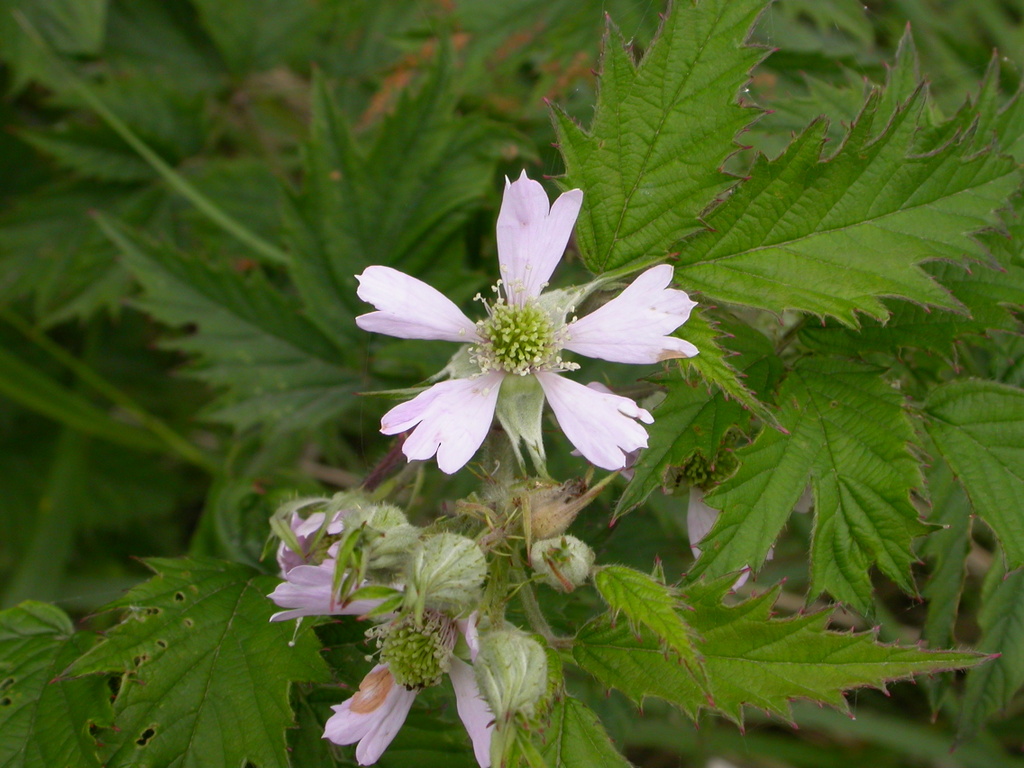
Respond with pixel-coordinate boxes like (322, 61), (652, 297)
(592, 566), (701, 674)
(553, 0), (768, 274)
(0, 601), (112, 768)
(69, 557), (329, 768)
(924, 380), (1024, 567)
(573, 579), (984, 723)
(100, 217), (360, 435)
(675, 87), (1020, 324)
(958, 567), (1024, 738)
(615, 318), (780, 516)
(694, 358), (927, 614)
(539, 696), (632, 768)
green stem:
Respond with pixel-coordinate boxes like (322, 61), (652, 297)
(1, 308), (217, 473)
(512, 559), (572, 648)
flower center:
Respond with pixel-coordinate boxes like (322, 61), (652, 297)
(475, 300), (558, 376)
(373, 613), (456, 690)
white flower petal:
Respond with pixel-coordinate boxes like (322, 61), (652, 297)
(450, 657), (494, 768)
(268, 562), (384, 621)
(564, 264), (698, 364)
(496, 171), (583, 306)
(356, 266), (480, 342)
(323, 665), (417, 765)
(381, 373), (505, 474)
(535, 372), (652, 471)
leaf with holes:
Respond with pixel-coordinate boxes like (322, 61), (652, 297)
(553, 0), (768, 274)
(0, 601), (112, 768)
(68, 557), (329, 768)
(573, 579), (984, 723)
(692, 357), (928, 614)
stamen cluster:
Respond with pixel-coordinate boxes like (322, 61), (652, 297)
(474, 298), (560, 376)
(372, 613), (457, 690)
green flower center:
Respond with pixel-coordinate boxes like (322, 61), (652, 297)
(375, 615), (455, 690)
(477, 300), (557, 376)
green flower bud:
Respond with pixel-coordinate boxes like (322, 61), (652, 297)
(473, 631), (548, 721)
(530, 535), (595, 592)
(405, 533), (487, 618)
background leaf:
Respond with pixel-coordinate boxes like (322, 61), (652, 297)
(69, 557), (329, 768)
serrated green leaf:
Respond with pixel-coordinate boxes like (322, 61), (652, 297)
(677, 309), (778, 420)
(592, 566), (701, 674)
(20, 127), (154, 182)
(924, 380), (1024, 568)
(573, 580), (983, 723)
(100, 217), (360, 435)
(676, 86), (1020, 324)
(539, 696), (632, 768)
(0, 601), (112, 768)
(616, 319), (780, 516)
(693, 358), (927, 613)
(553, 0), (768, 274)
(69, 557), (329, 768)
(958, 567), (1024, 739)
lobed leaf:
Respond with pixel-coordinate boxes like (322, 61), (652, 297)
(592, 565), (701, 674)
(553, 0), (769, 274)
(69, 557), (329, 768)
(693, 358), (927, 613)
(924, 380), (1024, 567)
(574, 579), (984, 723)
(676, 86), (1021, 324)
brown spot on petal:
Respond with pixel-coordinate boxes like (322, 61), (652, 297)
(350, 667), (394, 714)
(657, 349), (687, 362)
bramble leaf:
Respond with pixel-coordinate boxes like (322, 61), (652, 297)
(616, 319), (780, 516)
(924, 380), (1024, 567)
(574, 579), (984, 723)
(553, 0), (768, 274)
(692, 358), (927, 613)
(69, 557), (329, 768)
(539, 696), (632, 768)
(0, 601), (111, 768)
(675, 87), (1020, 323)
(593, 566), (701, 674)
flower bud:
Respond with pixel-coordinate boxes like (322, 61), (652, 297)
(405, 533), (487, 618)
(346, 503), (421, 574)
(473, 631), (548, 721)
(530, 535), (594, 592)
(519, 478), (588, 541)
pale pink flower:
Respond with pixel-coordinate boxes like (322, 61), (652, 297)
(323, 616), (494, 766)
(267, 560), (384, 621)
(276, 508), (347, 575)
(356, 171), (697, 474)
